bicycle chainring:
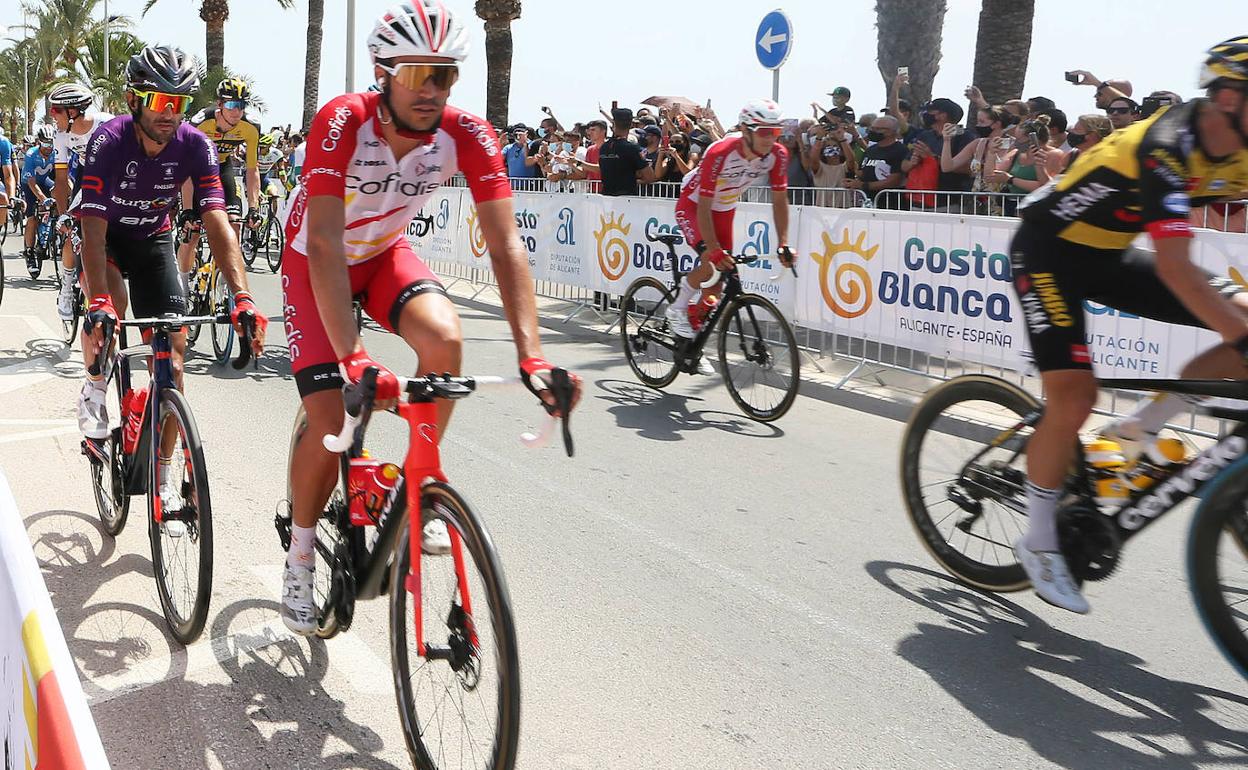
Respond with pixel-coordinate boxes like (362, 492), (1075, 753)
(1057, 503), (1122, 583)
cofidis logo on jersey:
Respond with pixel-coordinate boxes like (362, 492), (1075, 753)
(594, 212), (631, 281)
(810, 228), (1014, 322)
(464, 205), (487, 259)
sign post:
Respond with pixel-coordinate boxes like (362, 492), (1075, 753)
(755, 9), (793, 102)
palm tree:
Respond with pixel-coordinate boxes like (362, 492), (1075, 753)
(475, 0), (521, 129)
(971, 0), (1035, 105)
(82, 29), (147, 112)
(301, 0), (324, 131)
(875, 0), (948, 105)
(22, 0), (118, 75)
(142, 0), (293, 74)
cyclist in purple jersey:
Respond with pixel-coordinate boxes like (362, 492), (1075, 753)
(78, 45), (268, 450)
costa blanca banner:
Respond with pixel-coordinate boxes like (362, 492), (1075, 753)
(408, 187), (1247, 379)
(1, 468), (110, 769)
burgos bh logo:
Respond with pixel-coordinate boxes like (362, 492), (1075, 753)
(595, 212), (631, 281)
(810, 229), (878, 318)
(465, 206), (487, 259)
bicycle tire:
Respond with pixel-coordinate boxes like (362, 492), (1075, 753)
(266, 215), (284, 273)
(1188, 455), (1248, 679)
(899, 375), (1039, 592)
(0, 242), (5, 308)
(148, 388), (213, 644)
(62, 286), (82, 345)
(716, 293), (800, 422)
(389, 482), (521, 770)
(90, 368), (130, 537)
(240, 220), (258, 267)
(209, 269), (235, 365)
(185, 269), (209, 348)
(285, 407), (358, 640)
(620, 276), (680, 389)
(47, 230), (62, 289)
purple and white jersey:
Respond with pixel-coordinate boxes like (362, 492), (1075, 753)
(78, 115), (226, 238)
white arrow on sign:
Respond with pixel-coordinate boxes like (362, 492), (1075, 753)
(758, 27), (787, 53)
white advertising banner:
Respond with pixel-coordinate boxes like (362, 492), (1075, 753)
(409, 183), (1248, 379)
(1, 468), (110, 769)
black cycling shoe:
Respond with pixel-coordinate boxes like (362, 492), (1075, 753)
(24, 250), (39, 277)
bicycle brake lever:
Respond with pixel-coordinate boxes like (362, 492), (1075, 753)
(231, 314), (255, 371)
(552, 367), (574, 457)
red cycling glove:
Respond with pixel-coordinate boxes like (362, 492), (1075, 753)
(339, 348), (401, 402)
(230, 291), (269, 337)
(86, 294), (117, 332)
(705, 247), (731, 268)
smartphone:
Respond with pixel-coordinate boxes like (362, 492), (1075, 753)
(541, 106), (551, 114)
(611, 100), (618, 110)
(1064, 71), (1080, 85)
(1027, 131), (1041, 150)
(661, 134), (670, 148)
(898, 66), (908, 77)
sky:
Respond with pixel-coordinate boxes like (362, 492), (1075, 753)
(0, 0), (1231, 130)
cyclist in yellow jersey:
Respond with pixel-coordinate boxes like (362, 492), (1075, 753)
(1010, 37), (1248, 613)
(178, 78), (261, 276)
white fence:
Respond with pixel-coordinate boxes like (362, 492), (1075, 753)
(0, 468), (110, 769)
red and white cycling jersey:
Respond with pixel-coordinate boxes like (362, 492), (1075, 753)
(678, 133), (788, 212)
(284, 91), (510, 263)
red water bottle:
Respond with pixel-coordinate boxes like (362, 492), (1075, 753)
(689, 294), (718, 331)
(122, 386), (149, 454)
(347, 454), (400, 526)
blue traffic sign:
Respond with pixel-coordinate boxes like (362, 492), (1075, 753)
(755, 10), (792, 71)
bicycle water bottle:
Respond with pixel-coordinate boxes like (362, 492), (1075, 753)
(690, 294), (718, 331)
(1083, 437), (1129, 506)
(122, 386), (150, 455)
(1120, 437), (1187, 492)
(347, 453), (401, 526)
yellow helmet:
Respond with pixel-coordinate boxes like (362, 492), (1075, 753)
(1199, 36), (1248, 87)
(258, 132), (276, 149)
(216, 77), (251, 102)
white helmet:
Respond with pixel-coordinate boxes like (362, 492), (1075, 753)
(35, 124), (56, 143)
(47, 82), (94, 110)
(738, 98), (783, 129)
(368, 1), (470, 63)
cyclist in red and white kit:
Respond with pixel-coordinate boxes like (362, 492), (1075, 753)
(666, 99), (795, 343)
(279, 0), (582, 635)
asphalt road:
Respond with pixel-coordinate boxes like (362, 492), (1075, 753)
(1, 237), (1246, 770)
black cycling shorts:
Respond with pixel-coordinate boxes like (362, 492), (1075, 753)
(192, 160), (243, 221)
(105, 227), (187, 318)
(1009, 222), (1242, 372)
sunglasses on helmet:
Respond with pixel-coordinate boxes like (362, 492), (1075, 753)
(133, 89), (193, 114)
(377, 61), (459, 90)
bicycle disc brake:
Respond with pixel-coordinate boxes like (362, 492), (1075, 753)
(1057, 503), (1122, 583)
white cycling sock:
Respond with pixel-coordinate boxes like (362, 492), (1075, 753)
(1021, 480), (1062, 552)
(288, 524), (316, 568)
(1110, 392), (1202, 440)
(674, 277), (698, 311)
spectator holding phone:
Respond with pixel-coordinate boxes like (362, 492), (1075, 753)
(844, 115), (905, 199)
(1067, 70), (1133, 109)
(906, 97), (974, 195)
(987, 115), (1064, 195)
(941, 105), (1013, 195)
(807, 113), (857, 206)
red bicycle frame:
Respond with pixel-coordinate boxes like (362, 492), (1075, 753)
(398, 399), (478, 657)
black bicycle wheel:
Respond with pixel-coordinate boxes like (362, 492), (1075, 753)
(62, 285), (82, 345)
(185, 268), (209, 348)
(90, 368), (131, 537)
(285, 407), (359, 639)
(899, 375), (1040, 592)
(390, 482), (520, 770)
(266, 215), (284, 273)
(48, 230), (63, 289)
(210, 269), (235, 365)
(620, 276), (680, 389)
(148, 388), (213, 644)
(716, 293), (799, 422)
(1188, 456), (1248, 679)
(240, 220), (258, 267)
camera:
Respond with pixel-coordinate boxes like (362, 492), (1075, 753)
(1064, 71), (1081, 85)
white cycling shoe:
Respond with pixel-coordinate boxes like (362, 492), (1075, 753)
(1015, 541), (1090, 614)
(57, 272), (77, 320)
(422, 519), (452, 555)
(159, 478), (186, 538)
(664, 303), (695, 339)
(77, 380), (109, 440)
(281, 563), (318, 636)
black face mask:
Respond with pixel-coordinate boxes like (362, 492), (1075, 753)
(1066, 131), (1087, 148)
(866, 130), (885, 142)
(922, 113), (937, 127)
(974, 125), (993, 138)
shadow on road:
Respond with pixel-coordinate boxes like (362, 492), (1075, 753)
(0, 337), (73, 374)
(22, 509), (403, 769)
(595, 378), (784, 441)
(183, 342), (293, 382)
(865, 560), (1248, 769)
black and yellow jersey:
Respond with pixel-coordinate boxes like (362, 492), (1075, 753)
(1020, 99), (1248, 251)
(191, 108), (261, 169)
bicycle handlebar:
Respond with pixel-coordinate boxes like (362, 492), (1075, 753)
(322, 369), (570, 457)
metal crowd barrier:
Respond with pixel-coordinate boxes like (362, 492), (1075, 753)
(872, 189), (1026, 217)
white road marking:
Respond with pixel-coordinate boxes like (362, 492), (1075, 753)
(0, 425), (80, 445)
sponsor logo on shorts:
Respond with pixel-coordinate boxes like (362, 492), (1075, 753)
(1016, 271), (1073, 333)
(1162, 192), (1190, 214)
(1070, 344), (1091, 364)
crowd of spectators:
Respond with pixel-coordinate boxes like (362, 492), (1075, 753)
(485, 69), (1245, 230)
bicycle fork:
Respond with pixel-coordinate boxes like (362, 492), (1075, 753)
(399, 400), (478, 660)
